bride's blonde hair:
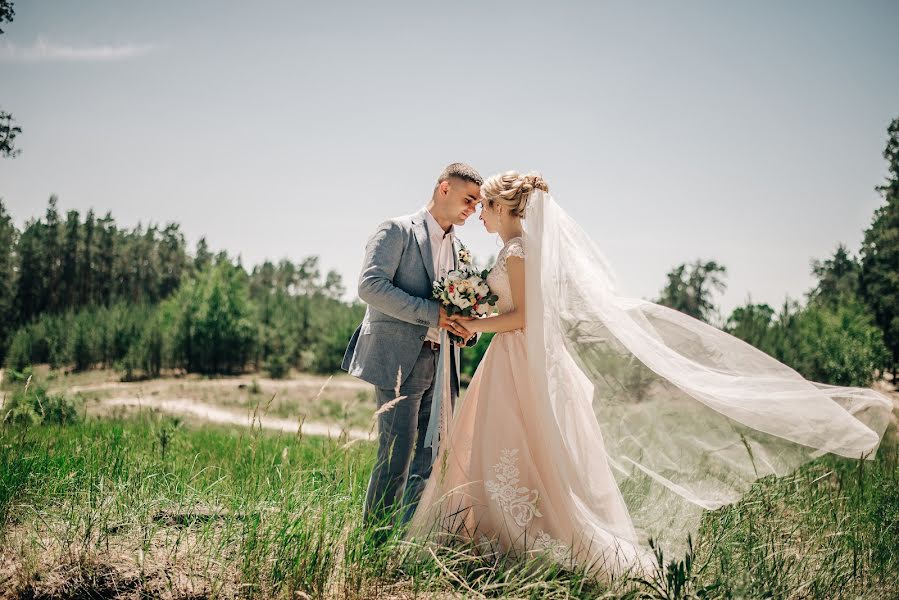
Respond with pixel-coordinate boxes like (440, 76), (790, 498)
(481, 171), (549, 218)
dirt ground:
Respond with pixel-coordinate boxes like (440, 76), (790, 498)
(16, 367), (380, 434)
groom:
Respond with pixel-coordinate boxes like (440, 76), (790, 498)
(342, 162), (482, 527)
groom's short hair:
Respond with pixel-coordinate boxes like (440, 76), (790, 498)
(437, 163), (483, 187)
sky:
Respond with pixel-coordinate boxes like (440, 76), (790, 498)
(1, 0), (898, 315)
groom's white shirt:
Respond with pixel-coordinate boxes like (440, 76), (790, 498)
(424, 208), (455, 344)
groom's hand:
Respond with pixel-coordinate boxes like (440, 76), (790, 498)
(439, 306), (474, 341)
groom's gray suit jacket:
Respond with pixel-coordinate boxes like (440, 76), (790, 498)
(342, 208), (470, 391)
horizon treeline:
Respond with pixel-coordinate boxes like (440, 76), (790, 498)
(0, 198), (361, 379)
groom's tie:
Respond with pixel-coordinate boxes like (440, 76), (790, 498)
(424, 232), (455, 461)
(436, 230), (455, 278)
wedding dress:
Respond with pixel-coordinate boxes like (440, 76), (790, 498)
(407, 191), (893, 577)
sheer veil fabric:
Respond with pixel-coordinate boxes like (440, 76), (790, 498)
(522, 190), (893, 558)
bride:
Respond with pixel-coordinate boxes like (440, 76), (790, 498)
(405, 171), (894, 577)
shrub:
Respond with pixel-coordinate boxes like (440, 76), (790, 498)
(2, 381), (79, 426)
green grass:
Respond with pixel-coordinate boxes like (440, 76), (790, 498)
(0, 413), (897, 599)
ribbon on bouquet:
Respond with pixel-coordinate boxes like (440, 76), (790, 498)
(423, 329), (453, 464)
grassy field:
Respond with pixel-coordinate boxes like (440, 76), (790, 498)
(1, 370), (898, 599)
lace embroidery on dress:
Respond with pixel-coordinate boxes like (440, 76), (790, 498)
(484, 448), (542, 527)
(532, 530), (569, 561)
(496, 236), (525, 270)
(484, 447), (569, 560)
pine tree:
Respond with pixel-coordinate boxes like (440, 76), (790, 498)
(860, 118), (899, 378)
(80, 209), (96, 306)
(42, 197), (62, 312)
(0, 199), (18, 360)
(96, 212), (115, 306)
(14, 219), (44, 322)
(61, 209), (80, 309)
(194, 237), (212, 273)
(809, 244), (860, 308)
(158, 223), (187, 298)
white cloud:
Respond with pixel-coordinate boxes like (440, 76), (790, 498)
(0, 36), (155, 62)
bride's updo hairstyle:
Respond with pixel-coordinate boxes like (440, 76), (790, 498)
(481, 171), (549, 218)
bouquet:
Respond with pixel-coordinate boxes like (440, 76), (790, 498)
(432, 246), (498, 343)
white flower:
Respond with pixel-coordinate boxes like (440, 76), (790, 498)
(449, 288), (472, 309)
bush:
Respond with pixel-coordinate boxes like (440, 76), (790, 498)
(69, 311), (98, 372)
(265, 353), (290, 379)
(3, 366), (32, 385)
(2, 382), (79, 426)
(4, 328), (32, 372)
(122, 313), (165, 380)
(793, 299), (889, 387)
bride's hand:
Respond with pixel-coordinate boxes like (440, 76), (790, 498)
(450, 315), (476, 343)
(439, 306), (473, 339)
(457, 316), (481, 335)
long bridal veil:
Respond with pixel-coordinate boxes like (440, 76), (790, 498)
(522, 190), (893, 558)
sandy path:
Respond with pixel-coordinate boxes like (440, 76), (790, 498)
(63, 374), (370, 396)
(101, 396), (374, 442)
(18, 371), (379, 442)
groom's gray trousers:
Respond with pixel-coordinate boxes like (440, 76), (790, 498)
(366, 344), (439, 524)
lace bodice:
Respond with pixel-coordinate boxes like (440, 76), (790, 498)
(486, 236), (525, 314)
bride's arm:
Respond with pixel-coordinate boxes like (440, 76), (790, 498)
(463, 256), (525, 334)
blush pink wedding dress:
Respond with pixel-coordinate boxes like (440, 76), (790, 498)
(408, 236), (652, 575)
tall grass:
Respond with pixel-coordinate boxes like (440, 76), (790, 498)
(0, 411), (896, 599)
